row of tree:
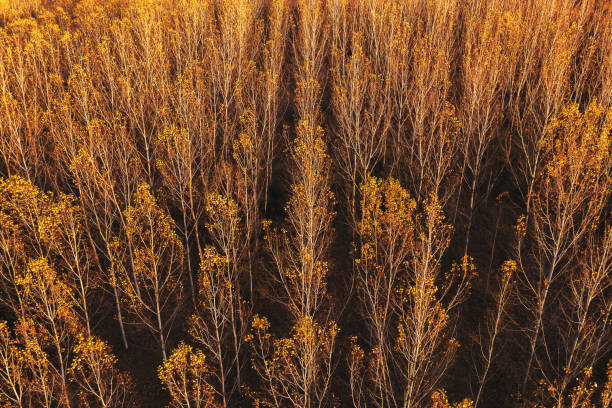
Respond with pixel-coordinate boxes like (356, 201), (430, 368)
(0, 0), (610, 407)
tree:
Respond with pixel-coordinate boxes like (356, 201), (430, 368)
(517, 102), (611, 395)
(115, 183), (184, 360)
(158, 342), (220, 408)
(16, 258), (80, 407)
(0, 320), (29, 408)
(68, 116), (144, 350)
(185, 193), (250, 406)
(330, 28), (389, 227)
(350, 176), (475, 408)
(69, 334), (135, 408)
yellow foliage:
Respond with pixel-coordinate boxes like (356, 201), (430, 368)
(159, 342), (219, 408)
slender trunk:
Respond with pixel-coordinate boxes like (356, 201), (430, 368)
(81, 287), (91, 337)
(113, 279), (129, 349)
(181, 200), (195, 300)
(83, 214), (129, 348)
(53, 333), (71, 408)
(521, 271), (552, 395)
(155, 288), (167, 361)
(475, 307), (504, 407)
(217, 332), (227, 407)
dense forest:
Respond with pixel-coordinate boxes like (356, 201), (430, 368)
(0, 0), (610, 407)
